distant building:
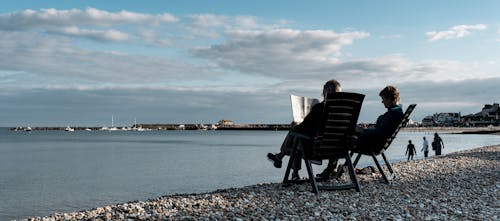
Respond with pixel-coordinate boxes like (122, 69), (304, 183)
(435, 112), (462, 126)
(421, 112), (461, 127)
(463, 103), (500, 126)
(421, 116), (435, 127)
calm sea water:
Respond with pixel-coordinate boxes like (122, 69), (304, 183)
(1, 128), (499, 220)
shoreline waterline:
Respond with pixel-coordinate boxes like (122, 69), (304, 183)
(24, 144), (499, 221)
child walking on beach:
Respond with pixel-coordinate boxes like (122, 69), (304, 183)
(421, 136), (429, 158)
(406, 140), (416, 161)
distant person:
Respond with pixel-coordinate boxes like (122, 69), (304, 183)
(421, 136), (429, 158)
(432, 132), (444, 156)
(316, 85), (404, 181)
(405, 140), (416, 161)
(267, 80), (342, 181)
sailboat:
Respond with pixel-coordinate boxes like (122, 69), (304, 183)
(131, 117), (145, 131)
(109, 115), (119, 131)
(100, 115), (119, 131)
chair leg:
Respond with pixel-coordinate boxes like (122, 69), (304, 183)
(345, 153), (361, 192)
(282, 154), (295, 184)
(304, 159), (319, 194)
(381, 152), (396, 180)
(371, 153), (390, 184)
(352, 152), (362, 167)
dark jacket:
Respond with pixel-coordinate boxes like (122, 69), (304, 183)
(359, 104), (404, 151)
(295, 101), (324, 137)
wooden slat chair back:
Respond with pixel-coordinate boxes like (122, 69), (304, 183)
(282, 92), (365, 194)
(352, 104), (417, 184)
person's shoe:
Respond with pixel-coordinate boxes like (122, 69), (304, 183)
(267, 153), (282, 168)
(315, 173), (329, 182)
(315, 168), (333, 182)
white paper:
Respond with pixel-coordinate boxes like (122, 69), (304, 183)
(290, 94), (320, 123)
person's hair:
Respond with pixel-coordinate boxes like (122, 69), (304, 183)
(324, 79), (341, 93)
(379, 85), (400, 104)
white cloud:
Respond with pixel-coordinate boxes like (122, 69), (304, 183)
(186, 14), (228, 37)
(0, 7), (178, 30)
(234, 16), (259, 29)
(139, 30), (172, 47)
(48, 26), (129, 42)
(0, 31), (214, 88)
(193, 29), (370, 77)
(0, 7), (179, 44)
(185, 14), (273, 38)
(426, 24), (487, 42)
(192, 28), (494, 89)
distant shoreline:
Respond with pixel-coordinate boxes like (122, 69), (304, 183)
(9, 125), (500, 134)
(401, 126), (500, 135)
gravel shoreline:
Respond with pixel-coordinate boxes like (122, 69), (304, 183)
(25, 145), (499, 221)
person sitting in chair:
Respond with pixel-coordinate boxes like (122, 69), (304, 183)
(316, 85), (404, 181)
(267, 79), (342, 180)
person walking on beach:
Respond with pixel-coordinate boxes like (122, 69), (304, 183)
(432, 132), (444, 156)
(406, 140), (416, 161)
(267, 79), (341, 181)
(421, 136), (429, 158)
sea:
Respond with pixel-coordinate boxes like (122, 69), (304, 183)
(1, 127), (499, 220)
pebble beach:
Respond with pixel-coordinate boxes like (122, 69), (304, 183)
(25, 145), (499, 221)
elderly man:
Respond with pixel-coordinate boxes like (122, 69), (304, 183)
(267, 79), (342, 180)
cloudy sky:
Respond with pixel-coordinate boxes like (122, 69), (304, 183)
(1, 0), (499, 127)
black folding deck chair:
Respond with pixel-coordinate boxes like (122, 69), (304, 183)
(282, 92), (365, 194)
(351, 104), (417, 184)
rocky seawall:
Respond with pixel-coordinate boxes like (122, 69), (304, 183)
(23, 145), (499, 221)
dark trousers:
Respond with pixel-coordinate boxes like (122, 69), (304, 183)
(279, 129), (303, 171)
(407, 154), (414, 161)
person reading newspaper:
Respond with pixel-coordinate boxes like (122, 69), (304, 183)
(267, 79), (341, 181)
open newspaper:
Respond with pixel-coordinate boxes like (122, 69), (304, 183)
(290, 94), (320, 124)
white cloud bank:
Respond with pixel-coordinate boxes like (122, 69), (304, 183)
(0, 7), (178, 43)
(426, 24), (487, 42)
(193, 29), (370, 77)
(0, 7), (177, 29)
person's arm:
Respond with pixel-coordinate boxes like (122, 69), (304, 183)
(363, 107), (403, 139)
(294, 102), (323, 136)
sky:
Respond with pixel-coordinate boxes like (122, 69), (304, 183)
(1, 0), (499, 127)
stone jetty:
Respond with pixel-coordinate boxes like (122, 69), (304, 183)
(24, 145), (499, 221)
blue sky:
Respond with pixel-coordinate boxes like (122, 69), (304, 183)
(1, 1), (499, 127)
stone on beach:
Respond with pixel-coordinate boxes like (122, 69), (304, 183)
(25, 145), (499, 221)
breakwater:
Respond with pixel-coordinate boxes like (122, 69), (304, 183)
(10, 124), (293, 131)
(10, 125), (500, 133)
